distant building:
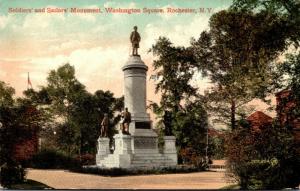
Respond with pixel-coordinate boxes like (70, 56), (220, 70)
(246, 90), (300, 153)
(246, 111), (273, 132)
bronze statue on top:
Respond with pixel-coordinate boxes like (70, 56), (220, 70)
(130, 26), (141, 56)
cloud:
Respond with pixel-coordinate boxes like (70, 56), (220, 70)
(0, 14), (10, 30)
(48, 40), (86, 53)
(0, 70), (5, 78)
(158, 4), (178, 20)
(143, 14), (210, 49)
(20, 45), (128, 95)
(22, 7), (66, 30)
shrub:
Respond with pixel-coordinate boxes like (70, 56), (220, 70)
(73, 165), (205, 176)
(179, 147), (208, 168)
(76, 153), (95, 166)
(226, 121), (300, 189)
(0, 162), (27, 188)
(30, 149), (80, 169)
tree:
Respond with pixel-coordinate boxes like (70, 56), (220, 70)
(191, 10), (291, 129)
(231, 0), (300, 46)
(70, 90), (123, 154)
(276, 53), (300, 125)
(42, 64), (86, 156)
(0, 81), (15, 107)
(36, 63), (124, 157)
(150, 37), (198, 113)
(174, 99), (209, 165)
(0, 82), (42, 187)
(226, 120), (300, 189)
(150, 37), (209, 165)
(0, 81), (16, 165)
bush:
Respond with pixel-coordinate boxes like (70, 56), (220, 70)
(179, 147), (208, 168)
(73, 165), (205, 176)
(0, 162), (27, 188)
(234, 159), (300, 189)
(226, 121), (300, 189)
(76, 153), (95, 166)
(30, 149), (80, 169)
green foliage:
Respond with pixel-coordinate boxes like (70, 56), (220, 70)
(277, 53), (300, 119)
(150, 37), (197, 112)
(30, 149), (80, 169)
(226, 121), (300, 189)
(150, 38), (208, 165)
(0, 81), (15, 107)
(192, 9), (291, 129)
(173, 100), (208, 155)
(210, 136), (225, 159)
(33, 64), (123, 156)
(74, 165), (206, 177)
(0, 162), (27, 188)
(231, 0), (300, 46)
(0, 104), (41, 165)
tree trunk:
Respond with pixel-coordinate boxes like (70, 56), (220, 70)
(231, 100), (236, 130)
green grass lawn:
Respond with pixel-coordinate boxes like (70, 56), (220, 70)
(8, 179), (53, 189)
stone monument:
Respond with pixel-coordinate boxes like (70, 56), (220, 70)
(96, 26), (177, 168)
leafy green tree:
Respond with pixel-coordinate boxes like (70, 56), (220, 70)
(0, 81), (15, 107)
(0, 82), (42, 187)
(210, 134), (225, 159)
(42, 64), (86, 156)
(231, 0), (299, 45)
(0, 81), (16, 165)
(150, 37), (198, 114)
(35, 64), (123, 157)
(150, 37), (208, 165)
(191, 10), (291, 129)
(276, 53), (300, 125)
(70, 90), (123, 154)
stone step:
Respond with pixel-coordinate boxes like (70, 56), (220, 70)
(131, 159), (174, 164)
(133, 156), (169, 160)
(133, 153), (165, 157)
(130, 163), (177, 168)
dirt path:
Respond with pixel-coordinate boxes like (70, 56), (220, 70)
(27, 169), (232, 189)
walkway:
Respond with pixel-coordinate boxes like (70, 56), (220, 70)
(27, 169), (232, 189)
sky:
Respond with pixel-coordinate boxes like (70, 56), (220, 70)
(0, 0), (232, 97)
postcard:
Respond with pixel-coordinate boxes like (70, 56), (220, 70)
(0, 0), (299, 189)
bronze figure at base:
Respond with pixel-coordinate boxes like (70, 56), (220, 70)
(100, 113), (109, 137)
(120, 107), (131, 135)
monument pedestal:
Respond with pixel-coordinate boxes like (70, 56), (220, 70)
(96, 137), (110, 164)
(96, 55), (177, 168)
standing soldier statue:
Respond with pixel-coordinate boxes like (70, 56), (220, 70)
(121, 107), (131, 135)
(100, 113), (109, 137)
(130, 26), (141, 56)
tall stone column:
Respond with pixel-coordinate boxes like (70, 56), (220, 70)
(122, 56), (149, 121)
(122, 56), (152, 134)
